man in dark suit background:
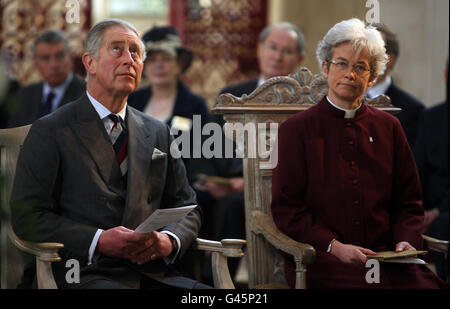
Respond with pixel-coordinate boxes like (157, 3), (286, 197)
(366, 23), (425, 148)
(7, 30), (85, 128)
(220, 22), (306, 99)
(194, 22), (306, 285)
(413, 58), (448, 281)
(11, 19), (207, 289)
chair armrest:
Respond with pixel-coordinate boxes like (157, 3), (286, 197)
(252, 210), (315, 289)
(8, 226), (63, 288)
(193, 238), (246, 289)
(423, 234), (448, 254)
(194, 238), (246, 257)
(252, 210), (315, 264)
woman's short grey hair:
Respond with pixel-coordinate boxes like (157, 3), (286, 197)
(84, 18), (146, 60)
(316, 18), (388, 76)
(259, 22), (306, 56)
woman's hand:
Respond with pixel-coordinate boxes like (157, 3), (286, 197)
(395, 241), (416, 252)
(330, 240), (377, 264)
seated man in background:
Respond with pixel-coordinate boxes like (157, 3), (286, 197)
(11, 18), (208, 289)
(413, 58), (449, 281)
(365, 23), (424, 148)
(193, 22), (306, 284)
(7, 29), (85, 128)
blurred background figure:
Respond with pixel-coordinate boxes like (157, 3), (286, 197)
(127, 25), (210, 184)
(221, 22), (305, 98)
(192, 22), (306, 286)
(0, 50), (20, 128)
(7, 30), (85, 128)
(365, 23), (424, 148)
(414, 58), (449, 282)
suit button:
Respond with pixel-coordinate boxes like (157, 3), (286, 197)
(352, 179), (358, 185)
(348, 140), (354, 145)
(350, 161), (356, 166)
(353, 200), (360, 205)
(355, 220), (361, 225)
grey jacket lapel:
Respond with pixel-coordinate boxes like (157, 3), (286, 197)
(70, 94), (123, 189)
(122, 107), (156, 228)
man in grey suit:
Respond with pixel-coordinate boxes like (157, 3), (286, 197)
(7, 30), (85, 128)
(11, 19), (207, 289)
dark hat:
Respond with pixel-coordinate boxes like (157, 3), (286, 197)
(142, 26), (193, 73)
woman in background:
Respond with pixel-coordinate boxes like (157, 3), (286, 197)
(128, 26), (210, 182)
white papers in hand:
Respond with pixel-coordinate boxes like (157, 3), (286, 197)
(134, 205), (197, 234)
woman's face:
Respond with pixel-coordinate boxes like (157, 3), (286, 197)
(322, 42), (376, 105)
(144, 51), (181, 87)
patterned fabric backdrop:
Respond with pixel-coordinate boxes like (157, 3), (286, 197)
(169, 0), (267, 108)
(0, 0), (91, 86)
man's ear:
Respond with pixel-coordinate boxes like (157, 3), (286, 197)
(321, 61), (329, 78)
(82, 52), (96, 76)
(385, 53), (396, 72)
(367, 73), (377, 88)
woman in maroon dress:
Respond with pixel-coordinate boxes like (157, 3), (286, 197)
(271, 18), (445, 288)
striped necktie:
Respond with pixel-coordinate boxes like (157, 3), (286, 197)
(108, 114), (128, 180)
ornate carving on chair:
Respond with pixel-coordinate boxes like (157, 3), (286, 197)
(213, 66), (446, 288)
(0, 125), (245, 289)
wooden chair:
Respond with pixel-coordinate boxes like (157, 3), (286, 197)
(0, 124), (246, 289)
(213, 66), (449, 288)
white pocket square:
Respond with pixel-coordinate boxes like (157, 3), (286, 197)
(152, 148), (167, 160)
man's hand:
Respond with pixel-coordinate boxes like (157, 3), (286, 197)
(128, 231), (174, 265)
(395, 241), (416, 252)
(203, 181), (232, 199)
(423, 209), (439, 233)
(96, 226), (149, 260)
(330, 240), (376, 264)
(230, 177), (245, 193)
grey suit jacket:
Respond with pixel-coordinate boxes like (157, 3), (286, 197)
(11, 94), (201, 288)
(7, 74), (86, 128)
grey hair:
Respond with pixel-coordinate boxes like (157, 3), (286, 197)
(32, 30), (71, 57)
(84, 18), (146, 61)
(259, 22), (306, 55)
(316, 18), (388, 76)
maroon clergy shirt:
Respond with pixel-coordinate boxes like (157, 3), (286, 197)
(271, 97), (444, 288)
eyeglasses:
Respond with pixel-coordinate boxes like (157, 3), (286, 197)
(328, 60), (371, 76)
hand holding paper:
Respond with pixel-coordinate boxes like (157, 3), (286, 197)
(134, 205), (197, 234)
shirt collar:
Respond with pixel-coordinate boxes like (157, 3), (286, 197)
(326, 96), (362, 119)
(257, 76), (266, 88)
(366, 75), (392, 99)
(43, 72), (73, 97)
(86, 90), (127, 121)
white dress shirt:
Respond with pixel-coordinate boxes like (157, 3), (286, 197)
(42, 73), (74, 112)
(366, 75), (392, 99)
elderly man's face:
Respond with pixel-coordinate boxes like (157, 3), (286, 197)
(34, 41), (72, 87)
(257, 27), (303, 80)
(88, 26), (144, 97)
(322, 42), (376, 106)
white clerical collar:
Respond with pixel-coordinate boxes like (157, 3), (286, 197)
(86, 90), (127, 121)
(366, 75), (392, 99)
(326, 96), (362, 119)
